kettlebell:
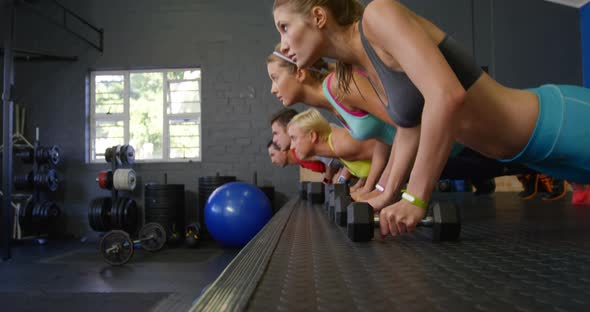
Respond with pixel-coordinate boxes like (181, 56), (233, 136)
(185, 223), (201, 248)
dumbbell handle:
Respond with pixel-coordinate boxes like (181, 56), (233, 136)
(133, 234), (156, 244)
(373, 215), (434, 227)
(106, 245), (120, 254)
(106, 235), (154, 252)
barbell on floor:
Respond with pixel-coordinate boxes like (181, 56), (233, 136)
(99, 222), (167, 266)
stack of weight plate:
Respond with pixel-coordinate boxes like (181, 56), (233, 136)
(198, 175), (236, 238)
(144, 183), (185, 242)
(19, 201), (61, 236)
(88, 197), (139, 234)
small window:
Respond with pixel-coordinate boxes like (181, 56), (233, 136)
(89, 68), (202, 162)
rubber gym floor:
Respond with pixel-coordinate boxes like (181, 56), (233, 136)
(2, 192), (590, 311)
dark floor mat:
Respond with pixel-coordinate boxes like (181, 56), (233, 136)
(0, 292), (172, 312)
(41, 247), (224, 264)
(246, 196), (590, 311)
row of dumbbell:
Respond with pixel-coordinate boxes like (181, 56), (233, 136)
(300, 181), (462, 242)
(15, 145), (61, 166)
(13, 169), (60, 192)
(104, 145), (135, 165)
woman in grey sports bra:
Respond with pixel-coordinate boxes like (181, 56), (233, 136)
(272, 0), (590, 237)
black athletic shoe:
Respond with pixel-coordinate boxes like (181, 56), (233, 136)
(540, 175), (567, 201)
(473, 179), (496, 196)
(517, 174), (538, 200)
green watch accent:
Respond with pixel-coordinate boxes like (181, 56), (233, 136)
(401, 191), (427, 210)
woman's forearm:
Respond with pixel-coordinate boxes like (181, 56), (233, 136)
(363, 141), (390, 191)
(406, 99), (460, 204)
(383, 127), (421, 197)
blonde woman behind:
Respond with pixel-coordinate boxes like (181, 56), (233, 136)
(288, 108), (375, 181)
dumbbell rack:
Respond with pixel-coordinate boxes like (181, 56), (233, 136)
(107, 148), (126, 208)
(13, 135), (62, 241)
(89, 145), (138, 235)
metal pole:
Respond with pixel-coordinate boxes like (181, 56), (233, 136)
(2, 0), (15, 261)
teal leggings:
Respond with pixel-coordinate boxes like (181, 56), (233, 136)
(500, 84), (590, 183)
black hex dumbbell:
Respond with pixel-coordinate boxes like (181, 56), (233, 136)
(347, 201), (461, 242)
(299, 182), (309, 200)
(333, 194), (352, 226)
(327, 184), (349, 214)
(324, 184), (334, 210)
(306, 182), (324, 204)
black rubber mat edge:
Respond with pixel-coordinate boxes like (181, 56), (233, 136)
(188, 197), (299, 312)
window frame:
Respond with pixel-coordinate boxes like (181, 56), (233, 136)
(88, 67), (202, 164)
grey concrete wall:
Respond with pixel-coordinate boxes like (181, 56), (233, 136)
(1, 0), (583, 237)
(489, 0), (582, 87)
(401, 0), (582, 85)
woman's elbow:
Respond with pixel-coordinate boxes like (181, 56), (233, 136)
(431, 88), (466, 113)
(446, 88), (466, 113)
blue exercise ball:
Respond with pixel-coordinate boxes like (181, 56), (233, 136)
(204, 182), (272, 247)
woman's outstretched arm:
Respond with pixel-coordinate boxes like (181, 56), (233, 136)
(364, 0), (466, 235)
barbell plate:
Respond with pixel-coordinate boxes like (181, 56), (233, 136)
(100, 230), (134, 266)
(139, 222), (167, 252)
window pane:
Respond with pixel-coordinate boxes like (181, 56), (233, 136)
(167, 70), (200, 80)
(129, 72), (164, 159)
(91, 68), (201, 162)
(168, 80), (201, 114)
(94, 120), (124, 159)
(95, 75), (124, 114)
(169, 119), (200, 159)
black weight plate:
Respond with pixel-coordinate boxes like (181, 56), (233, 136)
(111, 198), (124, 230)
(139, 222), (167, 252)
(89, 198), (103, 231)
(15, 148), (33, 163)
(109, 198), (119, 230)
(117, 198), (124, 230)
(122, 145), (136, 164)
(145, 207), (175, 214)
(144, 197), (184, 207)
(100, 230), (134, 266)
(145, 183), (185, 190)
(119, 145), (128, 164)
(48, 145), (61, 166)
(95, 198), (104, 231)
(118, 198), (126, 231)
(43, 201), (55, 233)
(145, 215), (174, 222)
(120, 199), (130, 229)
(31, 202), (41, 233)
(94, 198), (104, 231)
(127, 200), (139, 234)
(19, 200), (34, 234)
(144, 212), (175, 219)
(38, 202), (49, 233)
(101, 197), (112, 231)
(47, 202), (60, 219)
(104, 147), (114, 163)
(47, 169), (59, 192)
(117, 145), (124, 165)
(13, 172), (32, 189)
(145, 216), (175, 222)
(116, 197), (124, 229)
